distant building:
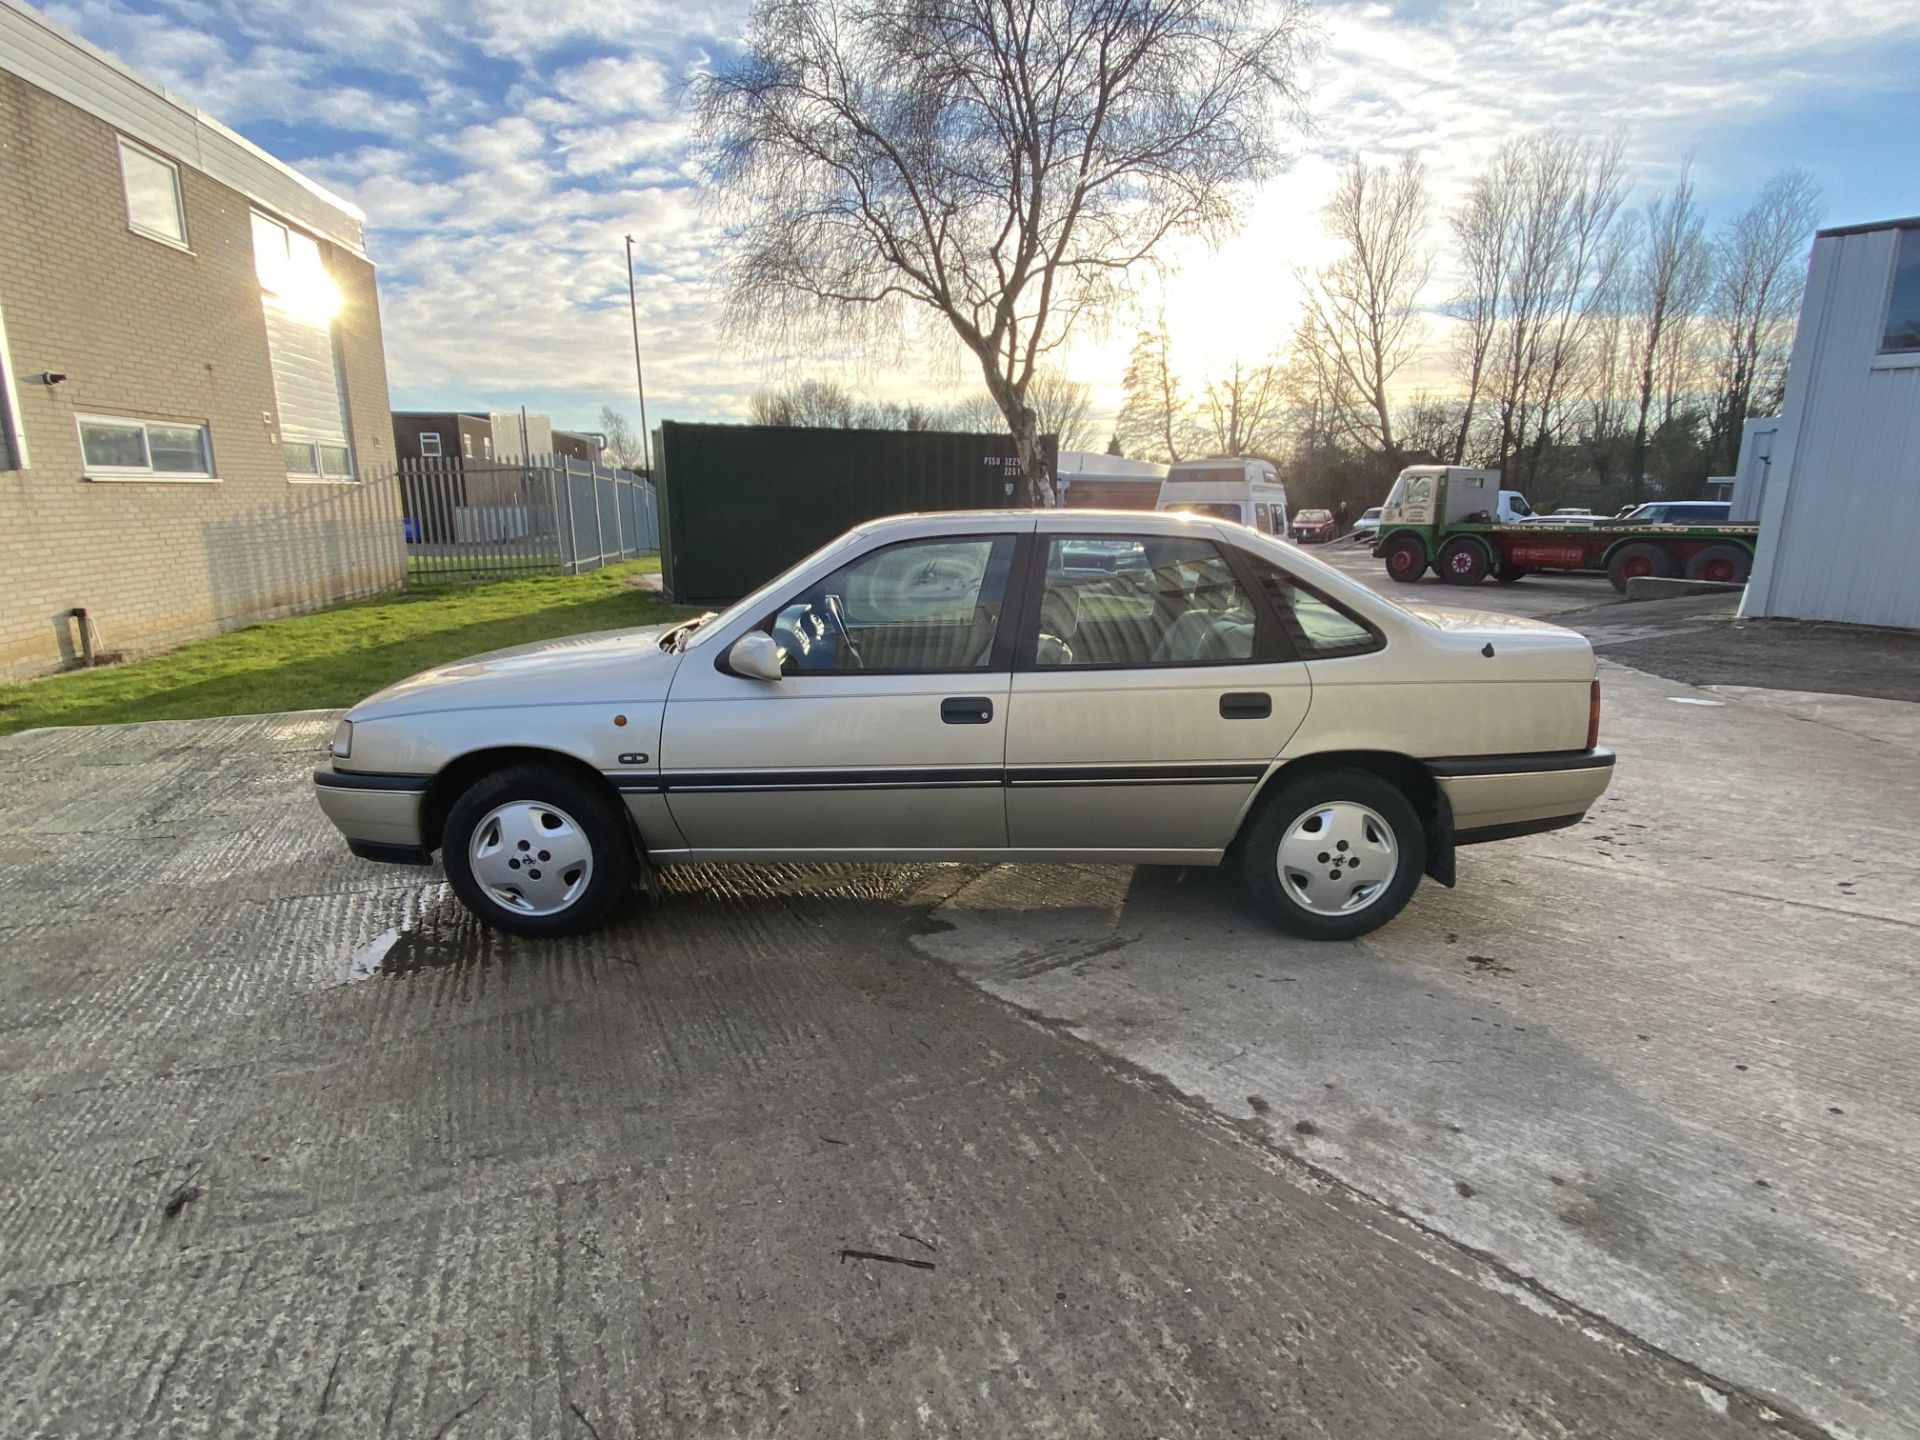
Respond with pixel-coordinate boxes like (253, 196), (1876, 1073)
(1054, 450), (1167, 509)
(0, 0), (396, 678)
(393, 411), (494, 467)
(1740, 217), (1920, 629)
(392, 410), (596, 466)
(552, 429), (600, 463)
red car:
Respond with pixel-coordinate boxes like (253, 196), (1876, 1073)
(1292, 508), (1337, 544)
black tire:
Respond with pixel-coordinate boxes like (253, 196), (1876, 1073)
(443, 763), (636, 938)
(1606, 541), (1677, 593)
(1494, 559), (1529, 585)
(1239, 767), (1427, 941)
(1381, 534), (1428, 584)
(1685, 544), (1751, 584)
(1437, 536), (1491, 586)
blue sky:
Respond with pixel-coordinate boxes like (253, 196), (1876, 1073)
(43, 0), (1920, 437)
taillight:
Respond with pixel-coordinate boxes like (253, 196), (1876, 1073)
(1587, 679), (1602, 750)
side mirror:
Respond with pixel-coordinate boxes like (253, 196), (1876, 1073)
(727, 632), (784, 682)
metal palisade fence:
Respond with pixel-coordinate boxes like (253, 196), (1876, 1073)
(388, 454), (660, 582)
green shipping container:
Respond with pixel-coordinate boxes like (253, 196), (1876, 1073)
(654, 422), (1056, 605)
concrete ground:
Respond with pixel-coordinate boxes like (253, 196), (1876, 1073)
(1, 553), (1913, 1438)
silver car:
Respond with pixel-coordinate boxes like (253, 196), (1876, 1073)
(316, 511), (1613, 941)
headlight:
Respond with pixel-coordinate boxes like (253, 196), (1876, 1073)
(331, 719), (353, 759)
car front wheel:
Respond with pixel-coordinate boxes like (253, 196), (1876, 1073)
(443, 763), (636, 938)
(1240, 768), (1427, 940)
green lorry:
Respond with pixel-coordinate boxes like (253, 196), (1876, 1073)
(1372, 467), (1759, 592)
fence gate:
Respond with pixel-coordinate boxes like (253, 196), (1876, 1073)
(383, 455), (659, 582)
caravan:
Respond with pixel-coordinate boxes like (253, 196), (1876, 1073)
(1155, 458), (1289, 537)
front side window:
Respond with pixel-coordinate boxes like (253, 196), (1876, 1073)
(1033, 535), (1255, 667)
(1882, 228), (1920, 354)
(770, 535), (1015, 673)
(119, 139), (185, 246)
(80, 415), (212, 479)
(1249, 557), (1382, 660)
(420, 432), (443, 458)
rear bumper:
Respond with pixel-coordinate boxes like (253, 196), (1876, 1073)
(1426, 748), (1614, 842)
(313, 767), (431, 860)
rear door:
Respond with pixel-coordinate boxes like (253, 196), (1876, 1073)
(1003, 526), (1311, 857)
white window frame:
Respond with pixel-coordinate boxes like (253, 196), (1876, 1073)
(1874, 227), (1920, 363)
(420, 431), (443, 458)
(77, 414), (215, 483)
(0, 297), (25, 470)
(117, 137), (189, 251)
(283, 436), (355, 483)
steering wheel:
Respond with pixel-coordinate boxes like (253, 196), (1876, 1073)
(822, 593), (864, 669)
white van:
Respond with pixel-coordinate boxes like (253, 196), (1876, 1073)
(1155, 457), (1289, 537)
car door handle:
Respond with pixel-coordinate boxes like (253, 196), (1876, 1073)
(941, 697), (994, 725)
(1220, 692), (1272, 720)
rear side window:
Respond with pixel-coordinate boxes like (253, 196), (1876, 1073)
(1032, 536), (1255, 667)
(1249, 557), (1382, 660)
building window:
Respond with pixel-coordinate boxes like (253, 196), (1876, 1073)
(253, 211), (355, 480)
(462, 433), (472, 458)
(0, 297), (24, 469)
(420, 432), (443, 458)
(79, 415), (213, 480)
(1882, 228), (1920, 354)
(118, 139), (187, 248)
(482, 436), (492, 459)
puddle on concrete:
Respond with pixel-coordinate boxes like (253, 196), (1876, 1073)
(343, 920), (478, 982)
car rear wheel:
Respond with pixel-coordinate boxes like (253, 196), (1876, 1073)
(1381, 534), (1428, 583)
(1437, 537), (1491, 586)
(1494, 559), (1529, 585)
(444, 763), (636, 938)
(1607, 542), (1677, 592)
(1685, 544), (1750, 584)
(1240, 768), (1427, 941)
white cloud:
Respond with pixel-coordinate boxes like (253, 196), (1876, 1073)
(39, 0), (1920, 432)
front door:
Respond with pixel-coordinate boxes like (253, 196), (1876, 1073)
(659, 531), (1024, 857)
(1004, 532), (1311, 856)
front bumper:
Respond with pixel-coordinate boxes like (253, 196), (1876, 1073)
(313, 767), (432, 862)
(1426, 748), (1615, 843)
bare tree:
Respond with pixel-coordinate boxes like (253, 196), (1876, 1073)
(597, 405), (646, 469)
(1625, 162), (1711, 498)
(1298, 154), (1434, 459)
(750, 378), (965, 429)
(1451, 133), (1627, 489)
(749, 377), (860, 427)
(1117, 316), (1196, 463)
(1025, 369), (1098, 452)
(1445, 152), (1519, 464)
(1707, 168), (1823, 472)
(1200, 357), (1286, 456)
(694, 0), (1307, 504)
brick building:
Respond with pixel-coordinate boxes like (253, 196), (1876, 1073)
(0, 0), (398, 679)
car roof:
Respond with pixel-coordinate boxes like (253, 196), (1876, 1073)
(845, 508), (1240, 538)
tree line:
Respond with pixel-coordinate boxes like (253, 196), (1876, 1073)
(1118, 138), (1823, 515)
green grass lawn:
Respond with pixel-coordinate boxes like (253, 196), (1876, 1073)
(0, 559), (695, 737)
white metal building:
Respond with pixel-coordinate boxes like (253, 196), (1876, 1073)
(1740, 216), (1920, 628)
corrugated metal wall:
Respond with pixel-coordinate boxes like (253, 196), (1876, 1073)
(655, 423), (1052, 605)
(1743, 224), (1920, 629)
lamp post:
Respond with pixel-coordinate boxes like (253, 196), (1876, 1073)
(623, 235), (653, 477)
